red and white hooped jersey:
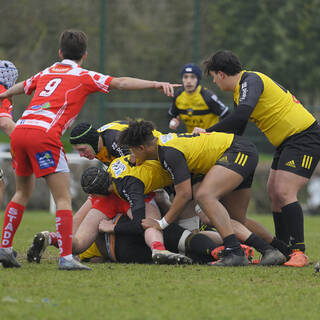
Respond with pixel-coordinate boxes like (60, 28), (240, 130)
(16, 59), (113, 137)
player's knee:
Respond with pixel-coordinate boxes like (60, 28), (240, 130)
(194, 187), (216, 203)
(273, 186), (291, 207)
(72, 236), (84, 255)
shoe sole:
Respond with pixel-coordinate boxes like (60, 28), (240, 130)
(58, 266), (91, 271)
(27, 233), (47, 263)
(152, 253), (192, 265)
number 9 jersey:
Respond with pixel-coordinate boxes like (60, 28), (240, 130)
(16, 59), (113, 137)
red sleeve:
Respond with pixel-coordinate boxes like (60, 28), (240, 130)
(83, 70), (113, 94)
(23, 72), (42, 95)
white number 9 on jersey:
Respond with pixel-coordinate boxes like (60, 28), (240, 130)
(39, 78), (62, 97)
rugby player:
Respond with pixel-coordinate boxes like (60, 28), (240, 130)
(169, 63), (229, 133)
(0, 29), (179, 270)
(0, 60), (18, 209)
(119, 122), (287, 266)
(194, 50), (320, 267)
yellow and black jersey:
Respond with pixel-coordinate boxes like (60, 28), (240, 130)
(108, 155), (172, 221)
(95, 121), (162, 165)
(95, 120), (130, 164)
(156, 132), (234, 184)
(234, 71), (316, 147)
(169, 85), (229, 133)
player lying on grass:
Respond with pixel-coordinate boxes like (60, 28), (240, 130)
(193, 50), (320, 267)
(28, 162), (193, 265)
(117, 120), (287, 266)
(79, 215), (253, 264)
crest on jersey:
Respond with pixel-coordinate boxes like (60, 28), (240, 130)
(160, 133), (173, 144)
(111, 159), (127, 177)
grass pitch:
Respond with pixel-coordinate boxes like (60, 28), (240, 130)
(1, 211), (320, 320)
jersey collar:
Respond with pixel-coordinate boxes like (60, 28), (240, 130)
(59, 59), (79, 68)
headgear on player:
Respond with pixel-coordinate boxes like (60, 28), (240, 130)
(81, 166), (111, 196)
(0, 60), (19, 89)
(69, 122), (100, 154)
(181, 63), (202, 86)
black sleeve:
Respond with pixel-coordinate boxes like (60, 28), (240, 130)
(168, 88), (183, 118)
(206, 73), (264, 135)
(205, 104), (253, 135)
(113, 177), (146, 235)
(201, 88), (229, 117)
(158, 146), (190, 185)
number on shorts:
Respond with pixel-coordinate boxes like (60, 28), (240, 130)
(39, 78), (62, 97)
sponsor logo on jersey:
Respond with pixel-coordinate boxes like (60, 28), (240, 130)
(36, 150), (56, 170)
(49, 66), (72, 73)
(30, 102), (51, 111)
(160, 133), (173, 144)
(285, 160), (296, 168)
(239, 82), (248, 102)
(111, 159), (127, 177)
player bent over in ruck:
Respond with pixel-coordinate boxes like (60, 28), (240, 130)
(117, 120), (286, 267)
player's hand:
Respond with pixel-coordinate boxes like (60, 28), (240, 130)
(154, 82), (182, 97)
(169, 118), (180, 130)
(98, 219), (115, 233)
(141, 217), (162, 231)
(192, 127), (206, 134)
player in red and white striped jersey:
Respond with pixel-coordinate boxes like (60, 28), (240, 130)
(0, 29), (180, 270)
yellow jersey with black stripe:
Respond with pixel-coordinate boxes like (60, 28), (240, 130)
(157, 132), (234, 184)
(95, 121), (162, 164)
(169, 85), (229, 133)
(234, 71), (315, 147)
(108, 155), (172, 197)
(95, 120), (130, 164)
(108, 155), (172, 219)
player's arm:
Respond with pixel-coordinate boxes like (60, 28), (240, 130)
(0, 81), (25, 100)
(205, 73), (264, 135)
(109, 77), (181, 97)
(168, 93), (181, 129)
(157, 147), (192, 228)
(113, 178), (146, 235)
(205, 104), (252, 135)
(202, 88), (229, 118)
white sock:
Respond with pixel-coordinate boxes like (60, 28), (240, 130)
(62, 254), (73, 261)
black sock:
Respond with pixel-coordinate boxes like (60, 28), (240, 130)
(272, 211), (290, 244)
(271, 237), (291, 257)
(223, 234), (242, 256)
(244, 233), (273, 254)
(186, 233), (219, 263)
(281, 202), (305, 252)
